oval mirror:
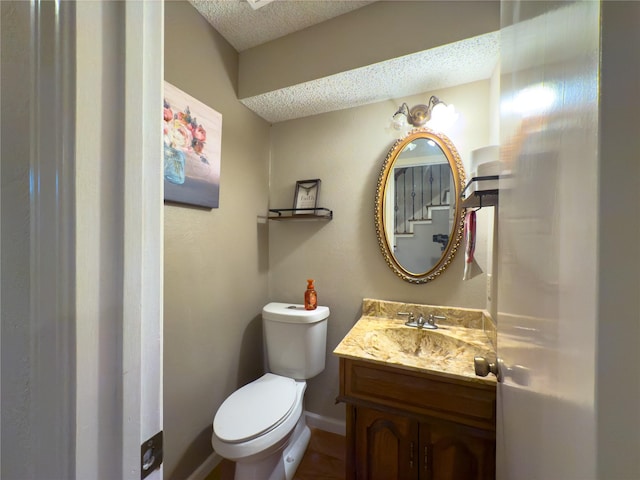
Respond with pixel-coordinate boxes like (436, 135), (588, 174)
(375, 128), (466, 283)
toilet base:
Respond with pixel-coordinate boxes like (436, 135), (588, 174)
(234, 415), (311, 480)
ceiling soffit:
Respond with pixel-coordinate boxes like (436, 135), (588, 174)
(190, 1), (500, 124)
(241, 32), (499, 123)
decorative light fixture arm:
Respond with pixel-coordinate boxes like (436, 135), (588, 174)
(392, 102), (411, 120)
(390, 95), (457, 134)
(410, 96), (443, 126)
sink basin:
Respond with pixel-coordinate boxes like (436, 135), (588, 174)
(333, 300), (497, 382)
(363, 326), (491, 361)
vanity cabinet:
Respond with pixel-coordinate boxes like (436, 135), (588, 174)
(353, 407), (418, 479)
(339, 358), (496, 480)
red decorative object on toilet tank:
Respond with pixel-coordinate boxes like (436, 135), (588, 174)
(304, 279), (317, 310)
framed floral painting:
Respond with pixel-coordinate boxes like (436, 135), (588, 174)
(163, 81), (222, 208)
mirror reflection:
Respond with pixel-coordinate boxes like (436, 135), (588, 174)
(386, 138), (453, 272)
(375, 129), (466, 283)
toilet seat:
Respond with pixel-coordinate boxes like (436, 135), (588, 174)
(214, 373), (297, 443)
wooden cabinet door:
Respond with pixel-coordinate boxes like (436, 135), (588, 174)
(420, 422), (495, 480)
(353, 407), (419, 480)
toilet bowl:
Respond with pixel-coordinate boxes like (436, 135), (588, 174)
(211, 303), (329, 480)
(211, 374), (305, 462)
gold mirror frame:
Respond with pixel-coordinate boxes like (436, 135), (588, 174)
(375, 128), (466, 284)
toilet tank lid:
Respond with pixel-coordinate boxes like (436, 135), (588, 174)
(263, 303), (330, 323)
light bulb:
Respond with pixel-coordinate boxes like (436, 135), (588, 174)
(427, 103), (458, 131)
(391, 112), (408, 131)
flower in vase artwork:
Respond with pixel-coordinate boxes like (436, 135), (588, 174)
(163, 81), (222, 208)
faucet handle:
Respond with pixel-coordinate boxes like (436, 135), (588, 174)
(398, 311), (415, 321)
(421, 313), (443, 329)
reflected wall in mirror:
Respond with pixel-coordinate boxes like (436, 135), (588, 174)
(375, 128), (466, 283)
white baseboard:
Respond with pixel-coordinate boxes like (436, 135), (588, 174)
(186, 451), (223, 480)
(304, 411), (346, 436)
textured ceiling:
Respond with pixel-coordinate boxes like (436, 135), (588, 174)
(241, 32), (499, 123)
(189, 0), (499, 123)
(189, 0), (376, 52)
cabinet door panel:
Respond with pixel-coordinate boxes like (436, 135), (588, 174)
(354, 407), (419, 480)
(422, 422), (495, 480)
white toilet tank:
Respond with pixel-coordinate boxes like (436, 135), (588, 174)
(262, 302), (329, 380)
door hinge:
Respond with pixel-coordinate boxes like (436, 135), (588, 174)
(141, 430), (163, 479)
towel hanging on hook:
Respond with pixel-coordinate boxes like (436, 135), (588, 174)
(463, 210), (483, 280)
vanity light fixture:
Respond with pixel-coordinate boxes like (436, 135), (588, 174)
(391, 95), (458, 134)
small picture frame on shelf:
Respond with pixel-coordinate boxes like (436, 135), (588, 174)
(293, 179), (321, 214)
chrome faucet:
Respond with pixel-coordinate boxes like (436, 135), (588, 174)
(398, 312), (445, 330)
(397, 311), (415, 325)
(424, 313), (446, 329)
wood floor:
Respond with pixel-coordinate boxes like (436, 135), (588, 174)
(207, 428), (346, 480)
(294, 428), (345, 480)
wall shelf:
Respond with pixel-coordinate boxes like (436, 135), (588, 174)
(268, 208), (333, 221)
(461, 175), (499, 208)
(461, 190), (499, 208)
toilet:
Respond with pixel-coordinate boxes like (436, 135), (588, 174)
(211, 302), (330, 480)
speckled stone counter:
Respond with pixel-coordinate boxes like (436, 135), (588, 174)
(334, 298), (497, 385)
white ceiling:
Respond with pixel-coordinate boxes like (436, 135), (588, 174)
(189, 0), (499, 123)
(189, 0), (376, 52)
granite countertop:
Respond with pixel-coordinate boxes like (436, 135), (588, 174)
(333, 299), (497, 385)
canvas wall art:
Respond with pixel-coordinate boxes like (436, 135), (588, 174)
(163, 81), (222, 208)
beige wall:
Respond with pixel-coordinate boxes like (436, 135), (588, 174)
(2, 3), (36, 477)
(596, 1), (640, 476)
(164, 3), (271, 478)
(269, 80), (493, 420)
